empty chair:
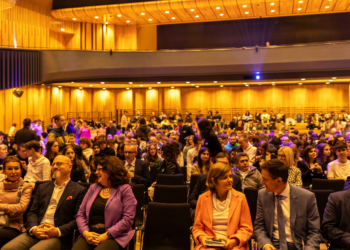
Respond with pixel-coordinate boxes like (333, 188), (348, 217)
(180, 166), (187, 183)
(189, 174), (200, 196)
(156, 174), (185, 185)
(244, 187), (259, 250)
(142, 202), (191, 250)
(153, 185), (187, 203)
(150, 166), (158, 183)
(310, 190), (333, 225)
(130, 184), (145, 250)
(312, 179), (345, 192)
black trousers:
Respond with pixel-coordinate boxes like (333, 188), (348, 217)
(272, 241), (298, 250)
(72, 237), (126, 250)
(0, 228), (20, 248)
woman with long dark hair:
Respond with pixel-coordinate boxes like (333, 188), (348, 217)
(116, 143), (125, 161)
(62, 145), (87, 182)
(317, 143), (331, 171)
(73, 145), (90, 180)
(44, 140), (59, 165)
(253, 141), (268, 171)
(297, 145), (326, 188)
(158, 143), (182, 174)
(191, 147), (213, 175)
(143, 143), (162, 170)
(197, 118), (222, 158)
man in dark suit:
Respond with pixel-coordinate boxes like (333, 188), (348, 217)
(321, 189), (350, 249)
(14, 118), (37, 147)
(177, 118), (195, 146)
(123, 143), (151, 188)
(2, 155), (87, 250)
(254, 159), (321, 250)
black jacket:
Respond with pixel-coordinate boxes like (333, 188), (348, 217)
(136, 125), (151, 141)
(178, 125), (195, 145)
(27, 180), (87, 250)
(158, 161), (181, 175)
(185, 114), (192, 123)
(204, 133), (223, 157)
(101, 147), (116, 156)
(106, 125), (117, 136)
(297, 160), (327, 188)
(188, 174), (242, 209)
(123, 159), (152, 188)
(14, 127), (37, 147)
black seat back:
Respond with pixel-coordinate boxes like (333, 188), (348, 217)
(78, 182), (92, 189)
(153, 185), (187, 203)
(150, 166), (158, 183)
(244, 187), (259, 226)
(189, 174), (200, 196)
(310, 189), (333, 225)
(132, 184), (145, 228)
(180, 166), (187, 183)
(143, 202), (191, 250)
(156, 174), (185, 185)
(312, 179), (345, 192)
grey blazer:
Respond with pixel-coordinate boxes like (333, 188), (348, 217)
(254, 185), (321, 250)
(321, 189), (350, 250)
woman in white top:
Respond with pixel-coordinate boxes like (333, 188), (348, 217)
(193, 163), (253, 250)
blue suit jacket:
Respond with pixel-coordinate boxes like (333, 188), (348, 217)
(321, 189), (350, 250)
(254, 184), (321, 250)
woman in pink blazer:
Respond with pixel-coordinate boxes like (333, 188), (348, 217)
(74, 156), (136, 250)
(193, 162), (253, 250)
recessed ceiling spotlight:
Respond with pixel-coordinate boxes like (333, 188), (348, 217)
(103, 88), (106, 90)
(298, 8), (302, 10)
(89, 85), (93, 86)
(126, 20), (130, 23)
(149, 87), (152, 89)
(149, 19), (152, 21)
(219, 13), (224, 16)
(165, 10), (169, 13)
(326, 82), (330, 84)
(301, 78), (305, 80)
(61, 28), (65, 31)
(58, 86), (62, 88)
(271, 10), (275, 12)
(243, 5), (247, 7)
(171, 86), (174, 88)
(272, 82), (275, 83)
(141, 13), (145, 15)
(190, 9), (194, 11)
(299, 83), (303, 85)
(214, 81), (218, 83)
(299, 0), (303, 2)
(196, 86), (199, 88)
(244, 83), (247, 85)
(73, 18), (77, 20)
(105, 22), (108, 24)
(126, 87), (130, 89)
(186, 81), (190, 83)
(245, 11), (249, 14)
(195, 15), (199, 18)
(42, 84), (45, 85)
(95, 16), (99, 19)
(216, 7), (220, 9)
(329, 80), (333, 81)
(272, 83), (275, 85)
(270, 3), (275, 5)
(157, 82), (161, 84)
(140, 85), (143, 87)
(71, 82), (74, 83)
(332, 77), (337, 79)
(191, 84), (195, 86)
(79, 87), (83, 89)
(172, 17), (175, 19)
(325, 5), (329, 8)
(101, 82), (105, 84)
(245, 85), (249, 87)
(220, 85), (224, 87)
(129, 82), (133, 84)
(117, 14), (122, 17)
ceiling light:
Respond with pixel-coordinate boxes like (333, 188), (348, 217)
(105, 22), (108, 24)
(329, 80), (333, 81)
(332, 77), (337, 79)
(186, 81), (190, 83)
(220, 85), (224, 87)
(140, 85), (143, 87)
(298, 8), (302, 10)
(149, 19), (152, 21)
(299, 83), (302, 85)
(61, 28), (65, 31)
(190, 9), (194, 11)
(299, 0), (303, 2)
(58, 86), (62, 88)
(172, 17), (175, 19)
(126, 20), (130, 23)
(220, 13), (224, 16)
(271, 10), (275, 12)
(214, 81), (218, 83)
(141, 13), (145, 15)
(243, 5), (247, 7)
(42, 84), (44, 85)
(216, 7), (220, 9)
(89, 85), (93, 86)
(71, 82), (74, 83)
(195, 15), (199, 18)
(79, 87), (83, 89)
(326, 82), (330, 84)
(245, 85), (249, 87)
(272, 83), (275, 85)
(129, 82), (133, 84)
(245, 11), (249, 14)
(171, 86), (174, 88)
(301, 78), (305, 80)
(149, 87), (152, 89)
(101, 82), (105, 84)
(270, 3), (275, 5)
(103, 88), (106, 90)
(73, 18), (77, 20)
(244, 83), (247, 85)
(325, 5), (329, 8)
(126, 87), (130, 89)
(191, 84), (195, 86)
(272, 82), (275, 83)
(165, 11), (169, 13)
(157, 82), (161, 84)
(118, 14), (122, 17)
(196, 86), (199, 88)
(95, 16), (99, 19)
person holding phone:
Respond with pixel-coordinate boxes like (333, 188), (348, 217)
(193, 162), (253, 250)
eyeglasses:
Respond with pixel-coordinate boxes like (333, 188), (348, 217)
(124, 151), (136, 155)
(52, 162), (68, 167)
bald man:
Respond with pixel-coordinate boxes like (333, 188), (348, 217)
(3, 155), (87, 250)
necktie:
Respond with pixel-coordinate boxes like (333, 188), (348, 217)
(276, 194), (287, 250)
(127, 163), (134, 173)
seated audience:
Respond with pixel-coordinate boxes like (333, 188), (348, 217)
(68, 133), (76, 146)
(123, 143), (151, 188)
(327, 141), (350, 179)
(278, 147), (302, 187)
(191, 147), (213, 175)
(74, 157), (136, 250)
(116, 143), (125, 161)
(136, 118), (151, 143)
(232, 152), (265, 190)
(73, 145), (90, 180)
(238, 135), (257, 165)
(98, 140), (115, 156)
(225, 135), (239, 151)
(142, 143), (162, 170)
(158, 143), (182, 175)
(47, 114), (68, 151)
(23, 140), (51, 183)
(177, 118), (195, 147)
(192, 162), (253, 250)
(44, 140), (59, 165)
(198, 118), (222, 158)
(253, 141), (268, 171)
(254, 159), (321, 250)
(15, 143), (29, 178)
(2, 155), (87, 250)
(80, 137), (93, 160)
(321, 188), (350, 249)
(187, 135), (203, 180)
(0, 156), (33, 248)
(62, 145), (87, 183)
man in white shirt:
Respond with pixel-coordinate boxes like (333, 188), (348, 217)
(2, 155), (87, 250)
(254, 159), (321, 250)
(23, 140), (51, 184)
(261, 110), (270, 130)
(238, 135), (257, 165)
(121, 110), (129, 134)
(327, 141), (350, 179)
(187, 135), (203, 181)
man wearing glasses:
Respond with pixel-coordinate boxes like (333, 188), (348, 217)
(123, 143), (151, 188)
(327, 141), (350, 180)
(2, 155), (87, 250)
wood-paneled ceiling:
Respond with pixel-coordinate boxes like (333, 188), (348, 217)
(51, 0), (350, 25)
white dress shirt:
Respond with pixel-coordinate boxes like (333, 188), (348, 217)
(272, 183), (293, 243)
(243, 143), (257, 165)
(327, 159), (350, 178)
(125, 158), (136, 173)
(24, 156), (51, 183)
(30, 178), (71, 237)
(187, 147), (199, 181)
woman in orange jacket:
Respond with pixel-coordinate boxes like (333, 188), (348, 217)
(192, 162), (253, 250)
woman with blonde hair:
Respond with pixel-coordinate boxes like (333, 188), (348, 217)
(277, 146), (302, 187)
(193, 162), (253, 250)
